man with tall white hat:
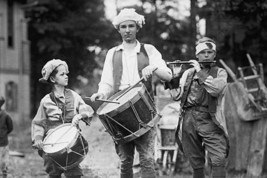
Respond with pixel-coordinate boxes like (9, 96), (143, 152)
(172, 37), (229, 178)
(91, 8), (172, 178)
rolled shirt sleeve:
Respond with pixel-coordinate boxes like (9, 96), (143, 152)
(31, 101), (47, 142)
(197, 68), (228, 97)
(144, 44), (172, 75)
(72, 91), (94, 124)
(98, 48), (116, 97)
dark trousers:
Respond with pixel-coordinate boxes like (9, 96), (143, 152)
(181, 108), (227, 177)
(39, 150), (83, 178)
(115, 127), (156, 178)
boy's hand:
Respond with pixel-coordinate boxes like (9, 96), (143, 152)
(72, 114), (82, 126)
(189, 60), (201, 72)
(33, 140), (43, 150)
(90, 93), (105, 102)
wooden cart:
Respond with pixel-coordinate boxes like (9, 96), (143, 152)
(154, 84), (180, 176)
(220, 54), (267, 178)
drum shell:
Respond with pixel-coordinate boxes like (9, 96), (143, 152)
(46, 135), (88, 170)
(43, 124), (89, 170)
(98, 85), (158, 142)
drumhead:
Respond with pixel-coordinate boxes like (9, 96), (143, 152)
(43, 124), (78, 154)
(97, 85), (144, 115)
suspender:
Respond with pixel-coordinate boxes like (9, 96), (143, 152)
(112, 48), (123, 93)
(208, 66), (219, 113)
(180, 70), (196, 109)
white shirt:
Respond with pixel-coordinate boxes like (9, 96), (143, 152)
(98, 41), (171, 96)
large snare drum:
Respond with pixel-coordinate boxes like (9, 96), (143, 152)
(97, 84), (161, 143)
(42, 123), (88, 170)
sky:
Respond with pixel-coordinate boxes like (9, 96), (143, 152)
(104, 0), (190, 20)
(104, 0), (205, 36)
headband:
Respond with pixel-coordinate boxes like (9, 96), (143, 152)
(112, 8), (145, 29)
(195, 42), (216, 55)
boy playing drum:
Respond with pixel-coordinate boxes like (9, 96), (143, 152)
(91, 8), (172, 178)
(31, 59), (94, 178)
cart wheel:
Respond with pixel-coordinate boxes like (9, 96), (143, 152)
(162, 150), (175, 175)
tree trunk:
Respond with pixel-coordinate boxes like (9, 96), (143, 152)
(189, 0), (197, 57)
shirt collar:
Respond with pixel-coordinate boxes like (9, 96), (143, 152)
(115, 40), (141, 54)
(53, 91), (65, 100)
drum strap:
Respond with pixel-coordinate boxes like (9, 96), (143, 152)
(180, 70), (196, 109)
(50, 92), (66, 123)
(112, 43), (153, 97)
(49, 89), (76, 123)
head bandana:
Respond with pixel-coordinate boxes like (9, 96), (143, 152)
(112, 8), (145, 29)
(195, 41), (216, 55)
(39, 59), (69, 83)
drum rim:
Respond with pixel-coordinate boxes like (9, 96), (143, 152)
(158, 125), (177, 130)
(52, 135), (89, 171)
(114, 114), (161, 143)
(97, 85), (146, 116)
(43, 123), (79, 154)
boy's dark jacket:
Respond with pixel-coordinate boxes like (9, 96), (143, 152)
(0, 110), (13, 146)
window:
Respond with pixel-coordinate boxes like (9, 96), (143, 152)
(5, 81), (18, 111)
(7, 0), (14, 48)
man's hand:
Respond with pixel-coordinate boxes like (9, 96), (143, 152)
(142, 65), (157, 81)
(33, 140), (43, 150)
(90, 93), (105, 102)
(72, 114), (82, 126)
(189, 60), (201, 72)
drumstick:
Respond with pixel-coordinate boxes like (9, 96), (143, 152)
(96, 98), (120, 104)
(43, 141), (69, 146)
(116, 77), (144, 100)
(116, 67), (158, 100)
(84, 97), (120, 104)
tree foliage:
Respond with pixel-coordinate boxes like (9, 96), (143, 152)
(199, 0), (267, 77)
(121, 0), (192, 61)
(27, 0), (117, 112)
(27, 0), (267, 114)
(225, 0), (267, 62)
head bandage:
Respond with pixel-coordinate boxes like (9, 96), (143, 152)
(112, 8), (145, 29)
(195, 42), (216, 55)
(39, 59), (69, 83)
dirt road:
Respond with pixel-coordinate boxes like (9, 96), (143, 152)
(6, 116), (192, 178)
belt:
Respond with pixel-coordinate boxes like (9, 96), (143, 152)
(182, 105), (209, 112)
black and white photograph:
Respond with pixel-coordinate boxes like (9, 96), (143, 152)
(0, 0), (267, 177)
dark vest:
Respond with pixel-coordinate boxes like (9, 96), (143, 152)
(181, 66), (219, 113)
(49, 89), (75, 124)
(112, 44), (153, 97)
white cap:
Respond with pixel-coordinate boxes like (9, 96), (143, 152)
(112, 8), (145, 29)
(39, 59), (69, 83)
